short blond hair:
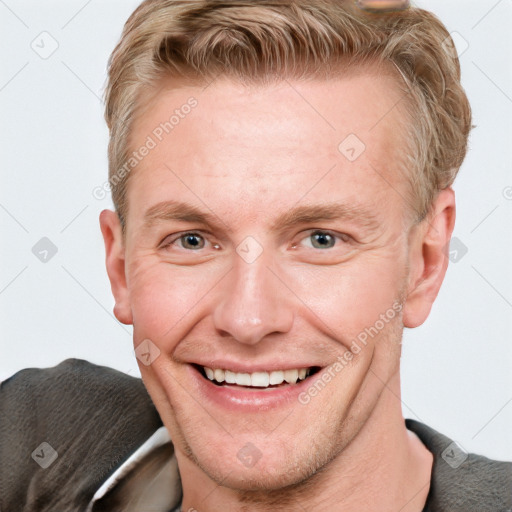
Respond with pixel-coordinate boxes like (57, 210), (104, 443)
(104, 0), (471, 229)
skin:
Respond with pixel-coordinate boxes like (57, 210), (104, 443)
(100, 70), (455, 511)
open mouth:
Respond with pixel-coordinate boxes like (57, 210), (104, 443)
(194, 364), (322, 389)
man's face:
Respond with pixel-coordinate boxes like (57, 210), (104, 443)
(121, 71), (415, 489)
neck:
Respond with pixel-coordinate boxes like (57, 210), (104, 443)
(177, 372), (433, 512)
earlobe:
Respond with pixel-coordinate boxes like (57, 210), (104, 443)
(402, 188), (456, 328)
(99, 209), (133, 325)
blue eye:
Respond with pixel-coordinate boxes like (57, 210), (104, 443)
(291, 230), (351, 253)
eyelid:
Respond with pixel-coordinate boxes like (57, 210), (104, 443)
(297, 229), (352, 245)
(159, 230), (210, 249)
(158, 228), (353, 251)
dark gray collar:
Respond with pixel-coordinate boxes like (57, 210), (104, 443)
(406, 419), (512, 511)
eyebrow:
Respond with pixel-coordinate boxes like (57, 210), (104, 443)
(271, 202), (380, 234)
(143, 201), (222, 230)
(142, 200), (380, 234)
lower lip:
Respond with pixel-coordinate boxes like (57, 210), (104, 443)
(188, 365), (319, 412)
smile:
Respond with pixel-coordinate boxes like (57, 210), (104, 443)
(189, 363), (324, 410)
(198, 365), (321, 389)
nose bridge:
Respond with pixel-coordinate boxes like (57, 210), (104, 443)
(212, 252), (293, 345)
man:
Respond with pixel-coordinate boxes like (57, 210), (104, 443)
(1, 0), (511, 511)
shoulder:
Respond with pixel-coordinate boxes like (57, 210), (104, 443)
(406, 419), (512, 512)
(0, 358), (163, 511)
(1, 358), (161, 436)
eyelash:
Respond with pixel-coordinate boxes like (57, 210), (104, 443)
(159, 232), (219, 251)
(293, 230), (352, 250)
(159, 230), (352, 251)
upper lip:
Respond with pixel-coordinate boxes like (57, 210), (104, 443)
(190, 360), (323, 373)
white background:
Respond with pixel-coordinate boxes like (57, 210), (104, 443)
(1, 0), (511, 460)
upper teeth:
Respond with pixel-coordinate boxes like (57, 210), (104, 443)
(203, 367), (310, 387)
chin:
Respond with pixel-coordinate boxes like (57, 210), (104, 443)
(181, 430), (330, 494)
(200, 455), (318, 493)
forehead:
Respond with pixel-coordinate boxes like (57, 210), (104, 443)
(126, 70), (410, 230)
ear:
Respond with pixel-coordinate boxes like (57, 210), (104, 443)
(402, 188), (456, 328)
(99, 209), (133, 325)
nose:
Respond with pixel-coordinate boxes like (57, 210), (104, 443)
(212, 254), (294, 345)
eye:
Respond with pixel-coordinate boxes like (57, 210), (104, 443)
(160, 232), (207, 251)
(295, 230), (350, 250)
(180, 233), (205, 250)
(308, 231), (336, 249)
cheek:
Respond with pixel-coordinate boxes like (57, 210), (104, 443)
(284, 256), (406, 342)
(127, 257), (212, 341)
